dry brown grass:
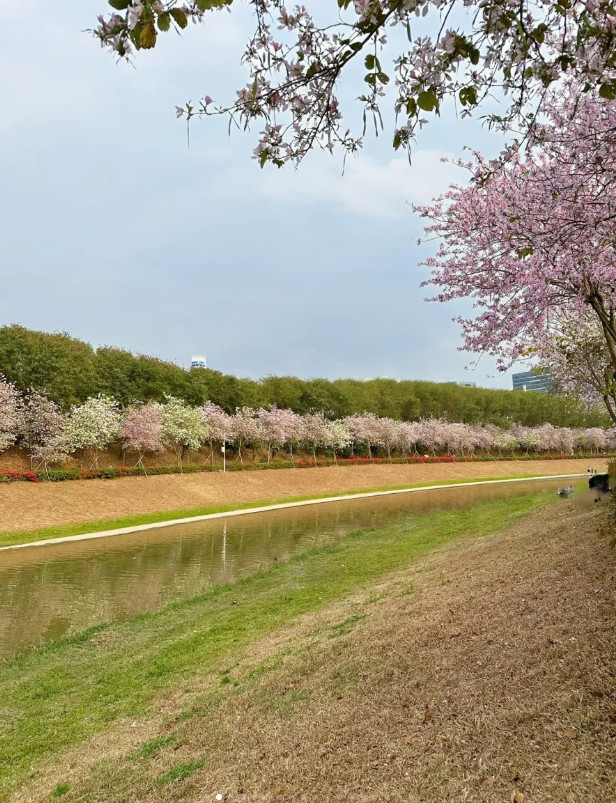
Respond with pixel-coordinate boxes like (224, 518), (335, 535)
(18, 496), (616, 803)
(0, 459), (607, 534)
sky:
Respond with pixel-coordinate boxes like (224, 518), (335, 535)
(0, 1), (521, 388)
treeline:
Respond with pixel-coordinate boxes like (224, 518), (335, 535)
(0, 325), (607, 428)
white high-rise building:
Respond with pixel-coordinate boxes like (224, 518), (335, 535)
(191, 355), (207, 369)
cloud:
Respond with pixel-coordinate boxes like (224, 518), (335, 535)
(256, 151), (462, 218)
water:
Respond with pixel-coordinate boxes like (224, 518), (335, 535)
(0, 479), (575, 659)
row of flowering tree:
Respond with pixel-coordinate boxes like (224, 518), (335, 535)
(1, 375), (615, 472)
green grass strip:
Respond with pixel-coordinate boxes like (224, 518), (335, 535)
(0, 492), (551, 798)
(0, 473), (567, 548)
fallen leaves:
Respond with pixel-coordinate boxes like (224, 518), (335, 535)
(560, 728), (579, 739)
(511, 791), (525, 803)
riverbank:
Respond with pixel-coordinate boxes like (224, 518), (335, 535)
(4, 493), (613, 802)
(0, 459), (606, 542)
(0, 475), (587, 550)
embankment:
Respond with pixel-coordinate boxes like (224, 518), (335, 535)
(5, 493), (614, 802)
(0, 458), (606, 536)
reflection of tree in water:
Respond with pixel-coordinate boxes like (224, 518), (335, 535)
(0, 481), (564, 658)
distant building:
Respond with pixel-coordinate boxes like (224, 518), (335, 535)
(512, 369), (551, 393)
(448, 381), (477, 388)
(191, 355), (207, 369)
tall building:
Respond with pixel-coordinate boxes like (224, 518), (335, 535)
(512, 369), (551, 393)
(191, 355), (207, 369)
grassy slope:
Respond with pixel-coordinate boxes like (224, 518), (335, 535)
(0, 474), (561, 548)
(0, 492), (551, 799)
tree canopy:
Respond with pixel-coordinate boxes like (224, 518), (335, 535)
(417, 83), (616, 422)
(0, 325), (607, 427)
(94, 0), (616, 166)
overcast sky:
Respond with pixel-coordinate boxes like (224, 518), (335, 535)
(0, 1), (521, 388)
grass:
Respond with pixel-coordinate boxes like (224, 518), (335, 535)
(127, 734), (178, 760)
(49, 783), (71, 798)
(156, 758), (206, 786)
(0, 472), (571, 548)
(0, 492), (552, 799)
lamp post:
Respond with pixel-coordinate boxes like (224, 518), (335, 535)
(221, 444), (226, 473)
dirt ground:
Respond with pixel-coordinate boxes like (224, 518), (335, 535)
(19, 493), (615, 802)
(0, 459), (608, 534)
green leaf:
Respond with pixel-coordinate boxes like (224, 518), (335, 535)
(364, 73), (377, 85)
(377, 72), (389, 85)
(197, 0), (229, 9)
(458, 86), (477, 107)
(139, 20), (157, 48)
(393, 131), (402, 150)
(170, 8), (188, 28)
(108, 0), (130, 9)
(516, 246), (534, 259)
(406, 98), (417, 116)
(417, 90), (438, 112)
(259, 148), (269, 168)
(157, 12), (171, 31)
(599, 82), (616, 100)
(364, 54), (375, 70)
(306, 61), (321, 79)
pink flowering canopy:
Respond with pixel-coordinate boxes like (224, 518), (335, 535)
(20, 392), (63, 453)
(416, 84), (616, 422)
(202, 401), (233, 444)
(0, 376), (24, 452)
(122, 403), (165, 458)
(94, 0), (616, 166)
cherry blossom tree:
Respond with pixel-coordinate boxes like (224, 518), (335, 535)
(20, 392), (64, 468)
(94, 1), (616, 167)
(416, 418), (447, 455)
(300, 412), (331, 461)
(493, 430), (518, 456)
(605, 427), (616, 452)
(159, 395), (205, 468)
(122, 403), (165, 468)
(554, 426), (575, 456)
(417, 85), (616, 422)
(322, 419), (352, 463)
(230, 407), (263, 463)
(372, 416), (399, 462)
(0, 376), (23, 452)
(469, 424), (498, 456)
(202, 401), (233, 464)
(257, 406), (302, 462)
(442, 421), (476, 456)
(397, 421), (420, 456)
(31, 435), (71, 475)
(512, 426), (542, 454)
(342, 413), (382, 458)
(547, 313), (616, 419)
(63, 395), (122, 468)
(578, 426), (608, 454)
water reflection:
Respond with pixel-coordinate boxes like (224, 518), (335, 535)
(0, 480), (569, 658)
